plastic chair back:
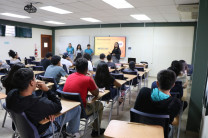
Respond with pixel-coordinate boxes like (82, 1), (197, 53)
(62, 64), (68, 74)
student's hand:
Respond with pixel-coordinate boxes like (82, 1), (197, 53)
(47, 115), (55, 122)
(36, 81), (49, 91)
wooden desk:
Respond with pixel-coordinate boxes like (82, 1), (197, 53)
(39, 99), (80, 124)
(60, 77), (67, 81)
(123, 74), (137, 81)
(33, 71), (45, 75)
(0, 92), (7, 99)
(182, 88), (187, 101)
(0, 75), (5, 78)
(104, 120), (164, 138)
(58, 80), (66, 85)
(116, 79), (127, 86)
(35, 82), (54, 91)
(88, 90), (110, 103)
(25, 64), (36, 68)
(109, 69), (115, 72)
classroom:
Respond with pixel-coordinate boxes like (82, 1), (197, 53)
(0, 0), (207, 138)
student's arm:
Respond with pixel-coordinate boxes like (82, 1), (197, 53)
(113, 79), (122, 88)
(65, 75), (69, 78)
(60, 68), (69, 78)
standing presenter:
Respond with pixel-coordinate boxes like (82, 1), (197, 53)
(110, 42), (121, 63)
(66, 43), (74, 60)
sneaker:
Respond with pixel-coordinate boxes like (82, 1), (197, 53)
(65, 132), (80, 138)
(91, 128), (105, 137)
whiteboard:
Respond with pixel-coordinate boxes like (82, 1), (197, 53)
(56, 36), (90, 54)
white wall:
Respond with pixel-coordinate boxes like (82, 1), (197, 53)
(55, 26), (194, 77)
(0, 28), (52, 61)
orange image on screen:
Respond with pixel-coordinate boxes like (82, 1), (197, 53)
(95, 37), (126, 58)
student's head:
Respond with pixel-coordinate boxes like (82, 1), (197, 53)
(51, 55), (61, 66)
(96, 62), (110, 77)
(62, 53), (70, 60)
(83, 53), (91, 61)
(169, 60), (183, 76)
(100, 53), (105, 60)
(87, 44), (91, 49)
(107, 55), (112, 61)
(114, 42), (119, 49)
(74, 53), (82, 62)
(76, 58), (88, 74)
(46, 52), (53, 59)
(129, 61), (135, 71)
(76, 44), (82, 50)
(157, 69), (176, 91)
(12, 68), (35, 91)
(8, 50), (18, 59)
(68, 43), (72, 47)
(179, 60), (187, 73)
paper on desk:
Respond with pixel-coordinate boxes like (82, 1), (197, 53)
(99, 88), (105, 93)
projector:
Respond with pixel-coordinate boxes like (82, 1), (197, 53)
(24, 3), (37, 13)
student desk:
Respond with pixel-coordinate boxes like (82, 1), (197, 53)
(35, 82), (54, 91)
(0, 75), (5, 78)
(33, 71), (45, 75)
(25, 64), (36, 68)
(39, 99), (80, 125)
(87, 90), (110, 103)
(182, 88), (188, 101)
(104, 120), (164, 138)
(138, 71), (145, 88)
(123, 74), (137, 82)
(115, 79), (127, 86)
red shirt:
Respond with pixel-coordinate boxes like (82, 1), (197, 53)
(63, 72), (97, 107)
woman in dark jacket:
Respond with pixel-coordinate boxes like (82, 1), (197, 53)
(111, 42), (121, 63)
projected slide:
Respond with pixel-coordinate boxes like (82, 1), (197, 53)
(95, 37), (126, 58)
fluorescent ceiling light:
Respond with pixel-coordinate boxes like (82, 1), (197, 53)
(40, 6), (72, 14)
(131, 14), (151, 21)
(0, 13), (30, 18)
(102, 0), (134, 9)
(80, 18), (101, 22)
(44, 21), (65, 25)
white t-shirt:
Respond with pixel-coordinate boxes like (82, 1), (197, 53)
(88, 61), (93, 71)
(61, 58), (73, 73)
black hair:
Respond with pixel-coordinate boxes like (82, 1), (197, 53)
(95, 62), (112, 88)
(157, 69), (176, 90)
(114, 42), (120, 49)
(51, 55), (61, 65)
(168, 60), (183, 76)
(129, 61), (135, 71)
(62, 53), (69, 59)
(179, 60), (187, 72)
(1, 63), (25, 94)
(100, 53), (105, 59)
(87, 44), (90, 47)
(8, 50), (17, 58)
(83, 53), (91, 61)
(74, 53), (82, 62)
(12, 68), (34, 91)
(76, 58), (88, 74)
(46, 52), (53, 58)
(76, 44), (82, 50)
(107, 54), (112, 61)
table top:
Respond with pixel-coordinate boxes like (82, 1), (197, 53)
(33, 71), (45, 75)
(0, 75), (5, 78)
(144, 68), (151, 73)
(35, 82), (54, 91)
(138, 71), (145, 76)
(25, 64), (36, 68)
(123, 74), (137, 81)
(39, 99), (80, 124)
(182, 88), (187, 101)
(104, 120), (164, 138)
(0, 92), (7, 99)
(88, 90), (110, 103)
(116, 79), (127, 85)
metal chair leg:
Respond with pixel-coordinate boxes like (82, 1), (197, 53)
(109, 101), (114, 122)
(2, 111), (7, 127)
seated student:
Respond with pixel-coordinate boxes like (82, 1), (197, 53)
(41, 52), (52, 70)
(95, 62), (121, 100)
(8, 50), (21, 64)
(83, 53), (93, 74)
(0, 60), (10, 73)
(134, 69), (182, 124)
(106, 55), (116, 69)
(178, 60), (188, 88)
(61, 53), (73, 73)
(44, 55), (68, 83)
(123, 61), (138, 74)
(73, 53), (82, 65)
(93, 53), (105, 68)
(63, 58), (105, 137)
(6, 68), (81, 137)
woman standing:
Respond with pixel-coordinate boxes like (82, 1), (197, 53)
(75, 44), (83, 57)
(66, 43), (74, 60)
(111, 42), (121, 63)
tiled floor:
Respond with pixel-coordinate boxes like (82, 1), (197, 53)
(0, 77), (199, 138)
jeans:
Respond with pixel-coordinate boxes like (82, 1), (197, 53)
(42, 106), (81, 136)
(69, 54), (74, 60)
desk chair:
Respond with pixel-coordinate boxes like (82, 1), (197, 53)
(69, 69), (76, 74)
(25, 58), (32, 65)
(38, 75), (58, 93)
(33, 66), (44, 71)
(93, 67), (97, 72)
(123, 69), (140, 91)
(3, 103), (58, 138)
(62, 64), (68, 74)
(130, 108), (170, 138)
(31, 61), (41, 66)
(56, 90), (99, 138)
(187, 64), (193, 76)
(135, 67), (144, 72)
(5, 60), (10, 64)
(140, 61), (148, 68)
(30, 56), (36, 61)
(9, 63), (15, 68)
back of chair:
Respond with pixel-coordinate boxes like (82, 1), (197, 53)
(30, 56), (36, 61)
(93, 67), (97, 72)
(9, 63), (14, 68)
(6, 60), (10, 64)
(39, 75), (58, 91)
(110, 73), (124, 80)
(187, 64), (193, 76)
(69, 69), (76, 74)
(3, 103), (40, 138)
(56, 89), (87, 119)
(62, 64), (68, 74)
(135, 67), (144, 72)
(122, 70), (138, 85)
(31, 61), (41, 66)
(130, 108), (169, 138)
(33, 66), (44, 71)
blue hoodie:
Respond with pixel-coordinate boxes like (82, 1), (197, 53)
(151, 88), (170, 101)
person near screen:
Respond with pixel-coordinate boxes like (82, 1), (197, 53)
(110, 42), (121, 63)
(75, 44), (83, 57)
(84, 44), (94, 60)
(66, 43), (74, 60)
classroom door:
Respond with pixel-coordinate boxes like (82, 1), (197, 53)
(41, 35), (52, 58)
